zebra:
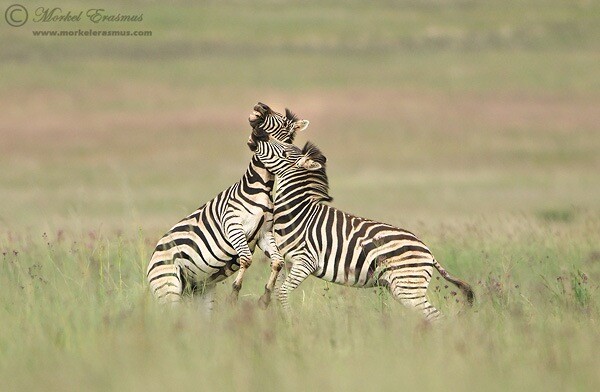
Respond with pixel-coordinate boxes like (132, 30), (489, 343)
(147, 103), (310, 309)
(248, 128), (474, 322)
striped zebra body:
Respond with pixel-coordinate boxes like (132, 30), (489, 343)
(278, 209), (432, 288)
(147, 103), (309, 307)
(250, 129), (474, 321)
(148, 156), (273, 303)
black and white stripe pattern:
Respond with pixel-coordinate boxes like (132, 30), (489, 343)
(147, 103), (309, 308)
(250, 130), (474, 321)
(248, 103), (307, 146)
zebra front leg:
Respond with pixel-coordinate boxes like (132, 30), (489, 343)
(266, 261), (288, 308)
(256, 231), (285, 309)
(223, 214), (254, 303)
(277, 261), (315, 315)
(273, 261), (288, 299)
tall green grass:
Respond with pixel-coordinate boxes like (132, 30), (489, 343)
(0, 221), (598, 391)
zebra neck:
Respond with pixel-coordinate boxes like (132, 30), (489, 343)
(274, 171), (331, 207)
(242, 155), (275, 190)
(274, 175), (317, 208)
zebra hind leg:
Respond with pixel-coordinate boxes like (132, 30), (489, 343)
(149, 263), (184, 305)
(382, 266), (442, 323)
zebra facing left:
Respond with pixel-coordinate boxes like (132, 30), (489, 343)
(147, 103), (309, 309)
(248, 127), (474, 322)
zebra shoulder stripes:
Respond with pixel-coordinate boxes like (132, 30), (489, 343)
(249, 128), (474, 322)
(147, 103), (309, 308)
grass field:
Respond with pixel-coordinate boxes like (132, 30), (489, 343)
(1, 1), (599, 390)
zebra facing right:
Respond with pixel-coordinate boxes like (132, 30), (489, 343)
(249, 128), (474, 322)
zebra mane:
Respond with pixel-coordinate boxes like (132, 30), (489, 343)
(301, 142), (332, 203)
(302, 142), (327, 166)
(285, 108), (299, 122)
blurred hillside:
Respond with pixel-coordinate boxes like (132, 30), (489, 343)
(0, 0), (598, 233)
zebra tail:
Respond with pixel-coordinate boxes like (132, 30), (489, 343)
(432, 259), (474, 306)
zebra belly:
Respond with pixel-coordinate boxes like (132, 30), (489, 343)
(150, 220), (238, 285)
(150, 239), (238, 284)
(313, 255), (377, 287)
(149, 209), (266, 288)
(310, 227), (431, 288)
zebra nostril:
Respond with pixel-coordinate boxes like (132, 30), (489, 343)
(249, 110), (262, 123)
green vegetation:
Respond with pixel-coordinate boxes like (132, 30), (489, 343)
(1, 1), (599, 390)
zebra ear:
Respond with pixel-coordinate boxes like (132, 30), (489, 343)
(293, 119), (310, 132)
(303, 159), (322, 171)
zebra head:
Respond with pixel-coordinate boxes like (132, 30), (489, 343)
(249, 128), (332, 202)
(248, 127), (331, 201)
(248, 127), (321, 172)
(247, 102), (309, 148)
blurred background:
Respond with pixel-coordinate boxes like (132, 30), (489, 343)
(2, 0), (598, 237)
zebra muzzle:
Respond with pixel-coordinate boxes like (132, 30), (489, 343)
(248, 110), (262, 123)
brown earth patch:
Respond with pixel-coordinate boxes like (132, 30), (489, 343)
(1, 88), (598, 153)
